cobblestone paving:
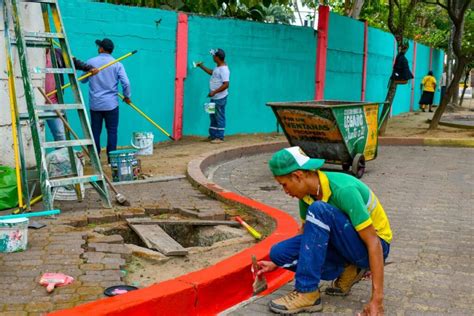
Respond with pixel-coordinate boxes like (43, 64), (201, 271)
(211, 146), (474, 315)
(0, 179), (228, 315)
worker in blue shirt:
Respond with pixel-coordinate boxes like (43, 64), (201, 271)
(82, 38), (131, 163)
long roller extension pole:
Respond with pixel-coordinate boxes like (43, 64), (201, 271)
(46, 50), (138, 97)
(118, 93), (175, 141)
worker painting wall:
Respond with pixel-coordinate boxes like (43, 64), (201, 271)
(59, 0), (177, 145)
(0, 3), (45, 168)
(183, 15), (317, 136)
(1, 1), (445, 158)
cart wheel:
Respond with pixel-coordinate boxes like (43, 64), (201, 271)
(352, 154), (366, 178)
(342, 162), (351, 172)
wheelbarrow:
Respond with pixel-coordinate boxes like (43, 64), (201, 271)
(267, 100), (387, 178)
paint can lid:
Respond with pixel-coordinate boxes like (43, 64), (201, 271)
(0, 217), (29, 227)
(104, 285), (138, 297)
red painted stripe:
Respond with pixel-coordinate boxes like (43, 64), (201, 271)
(315, 5), (330, 100)
(410, 42), (417, 111)
(50, 188), (298, 316)
(172, 13), (188, 141)
(361, 21), (368, 101)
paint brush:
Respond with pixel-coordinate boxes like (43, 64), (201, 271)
(251, 255), (268, 295)
(235, 216), (262, 240)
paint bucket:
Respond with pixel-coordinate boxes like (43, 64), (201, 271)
(130, 132), (154, 156)
(204, 102), (216, 114)
(109, 149), (140, 182)
(0, 217), (29, 253)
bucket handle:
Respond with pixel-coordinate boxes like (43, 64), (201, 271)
(130, 137), (152, 150)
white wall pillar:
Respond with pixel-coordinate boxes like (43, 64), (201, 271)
(0, 2), (45, 168)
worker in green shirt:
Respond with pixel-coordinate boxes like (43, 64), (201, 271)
(257, 146), (392, 315)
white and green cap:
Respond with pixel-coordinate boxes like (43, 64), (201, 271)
(268, 146), (325, 176)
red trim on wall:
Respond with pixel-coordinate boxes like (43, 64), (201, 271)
(361, 21), (368, 101)
(49, 191), (298, 316)
(315, 5), (330, 100)
(173, 13), (188, 141)
(410, 42), (417, 112)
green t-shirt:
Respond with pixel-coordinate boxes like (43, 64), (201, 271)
(299, 171), (392, 243)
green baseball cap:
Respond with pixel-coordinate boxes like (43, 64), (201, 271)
(269, 146), (325, 176)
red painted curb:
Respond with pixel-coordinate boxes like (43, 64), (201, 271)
(50, 143), (298, 316)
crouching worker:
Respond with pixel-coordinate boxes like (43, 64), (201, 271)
(258, 147), (392, 315)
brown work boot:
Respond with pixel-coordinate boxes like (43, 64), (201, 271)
(269, 289), (322, 314)
(325, 264), (367, 296)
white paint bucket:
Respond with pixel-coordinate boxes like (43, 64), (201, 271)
(131, 132), (154, 156)
(204, 102), (216, 114)
(0, 217), (29, 253)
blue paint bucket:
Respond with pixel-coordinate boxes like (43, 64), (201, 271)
(109, 149), (139, 182)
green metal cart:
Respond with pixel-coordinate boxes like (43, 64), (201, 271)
(267, 100), (385, 178)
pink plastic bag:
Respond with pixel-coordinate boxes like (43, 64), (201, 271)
(39, 273), (74, 293)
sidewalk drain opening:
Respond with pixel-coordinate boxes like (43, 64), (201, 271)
(98, 222), (245, 249)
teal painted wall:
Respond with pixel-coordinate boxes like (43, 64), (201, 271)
(365, 27), (395, 106)
(56, 2), (444, 146)
(183, 15), (317, 136)
(60, 0), (177, 146)
(327, 13), (444, 116)
(325, 12), (364, 101)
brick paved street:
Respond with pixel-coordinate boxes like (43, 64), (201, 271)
(0, 179), (230, 315)
(210, 146), (474, 315)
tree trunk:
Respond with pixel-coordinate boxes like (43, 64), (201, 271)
(379, 79), (398, 135)
(351, 0), (365, 19)
(458, 68), (470, 107)
(293, 0), (304, 26)
(429, 58), (467, 129)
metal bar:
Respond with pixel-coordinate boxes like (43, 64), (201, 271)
(0, 209), (60, 220)
(36, 103), (83, 111)
(19, 111), (58, 120)
(24, 31), (64, 39)
(42, 139), (94, 149)
(32, 67), (74, 74)
(49, 175), (102, 187)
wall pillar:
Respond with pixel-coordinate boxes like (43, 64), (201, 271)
(315, 5), (329, 100)
(173, 13), (188, 140)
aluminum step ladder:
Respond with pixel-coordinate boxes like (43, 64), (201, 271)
(2, 0), (111, 210)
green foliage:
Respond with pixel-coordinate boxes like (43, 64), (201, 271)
(95, 0), (294, 24)
(462, 9), (473, 59)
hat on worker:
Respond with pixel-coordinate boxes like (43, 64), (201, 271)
(95, 38), (114, 53)
(268, 147), (325, 177)
(210, 48), (225, 60)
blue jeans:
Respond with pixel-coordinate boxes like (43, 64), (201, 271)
(209, 96), (227, 140)
(270, 201), (390, 293)
(90, 107), (119, 161)
(46, 117), (66, 141)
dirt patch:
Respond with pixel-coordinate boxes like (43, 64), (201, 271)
(384, 108), (474, 139)
(96, 133), (286, 178)
(124, 236), (255, 287)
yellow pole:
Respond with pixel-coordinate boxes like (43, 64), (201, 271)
(118, 93), (174, 140)
(5, 46), (24, 210)
(46, 50), (138, 97)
